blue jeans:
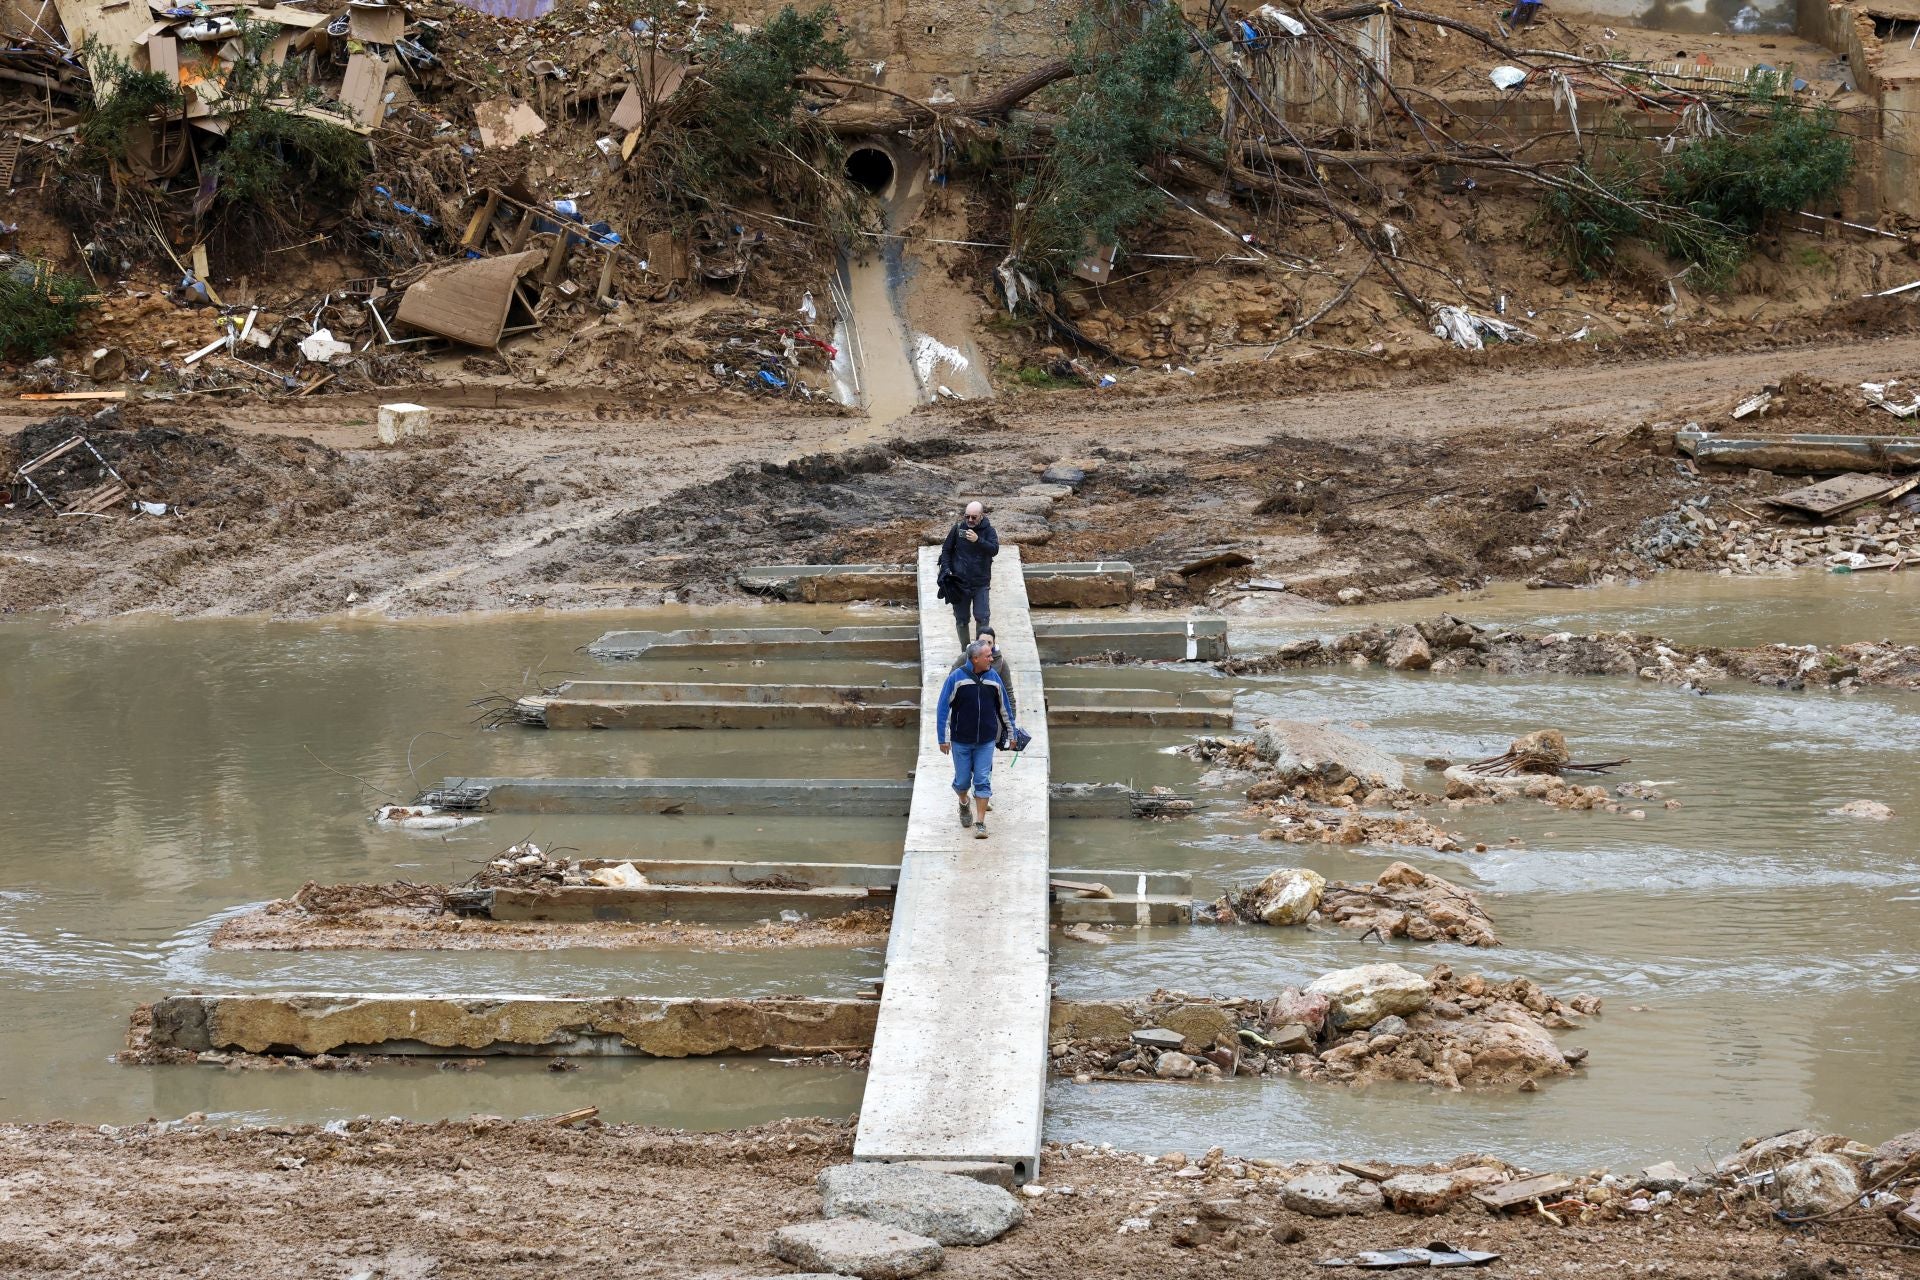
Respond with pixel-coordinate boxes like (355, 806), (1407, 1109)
(950, 740), (994, 798)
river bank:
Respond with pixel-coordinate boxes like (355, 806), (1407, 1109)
(7, 331), (1920, 621)
(0, 1117), (1913, 1279)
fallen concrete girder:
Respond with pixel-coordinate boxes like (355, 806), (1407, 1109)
(134, 993), (1227, 1059)
(1676, 430), (1920, 472)
(737, 561), (1135, 607)
(143, 994), (880, 1057)
(512, 682), (1232, 730)
(585, 619), (1229, 663)
(424, 777), (1191, 819)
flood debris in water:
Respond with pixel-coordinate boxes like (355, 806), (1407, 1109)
(1047, 963), (1592, 1092)
(1221, 614), (1920, 693)
(1202, 862), (1499, 948)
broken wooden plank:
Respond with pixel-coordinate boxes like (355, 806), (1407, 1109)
(1337, 1160), (1391, 1182)
(17, 390), (129, 401)
(1473, 1173), (1574, 1211)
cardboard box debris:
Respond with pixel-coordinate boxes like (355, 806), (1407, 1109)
(394, 248), (545, 348)
(347, 0), (406, 44)
(339, 50), (394, 128)
(607, 52), (686, 133)
(476, 98), (546, 149)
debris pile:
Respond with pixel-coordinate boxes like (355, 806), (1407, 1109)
(1203, 862), (1498, 946)
(1224, 615), (1920, 694)
(1049, 963), (1593, 1091)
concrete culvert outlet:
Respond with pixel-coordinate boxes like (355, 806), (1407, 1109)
(845, 146), (895, 196)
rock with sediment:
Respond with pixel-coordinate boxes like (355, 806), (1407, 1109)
(1828, 799), (1892, 819)
(1252, 720), (1405, 790)
(1384, 626), (1433, 670)
(768, 1218), (943, 1279)
(819, 1163), (1025, 1245)
(1305, 963), (1432, 1031)
(1239, 867), (1325, 925)
(1775, 1154), (1861, 1218)
(1279, 1168), (1384, 1216)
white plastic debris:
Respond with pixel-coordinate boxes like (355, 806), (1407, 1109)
(1432, 305), (1531, 351)
(299, 328), (353, 364)
(1255, 3), (1307, 35)
(135, 500), (171, 516)
(373, 804), (481, 831)
(1861, 379), (1920, 416)
(799, 290), (817, 323)
(1489, 65), (1528, 90)
(587, 862), (649, 889)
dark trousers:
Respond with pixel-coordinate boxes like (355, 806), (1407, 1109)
(951, 582), (990, 648)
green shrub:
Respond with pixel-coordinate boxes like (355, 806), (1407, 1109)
(1013, 3), (1217, 280)
(213, 17), (367, 213)
(0, 263), (98, 360)
(78, 38), (188, 165)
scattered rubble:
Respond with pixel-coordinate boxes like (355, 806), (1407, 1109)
(1047, 964), (1595, 1092)
(1206, 862), (1498, 947)
(1223, 614), (1920, 694)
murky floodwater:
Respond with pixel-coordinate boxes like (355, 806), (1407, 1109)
(2, 574), (1916, 1169)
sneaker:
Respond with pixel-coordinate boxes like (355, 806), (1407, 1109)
(958, 793), (972, 827)
(974, 822), (988, 840)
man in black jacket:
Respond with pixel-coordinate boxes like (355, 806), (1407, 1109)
(938, 501), (999, 649)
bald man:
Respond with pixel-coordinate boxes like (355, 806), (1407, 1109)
(937, 500), (999, 649)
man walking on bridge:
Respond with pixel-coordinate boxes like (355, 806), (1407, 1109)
(948, 625), (1016, 722)
(938, 638), (1015, 840)
(937, 501), (998, 650)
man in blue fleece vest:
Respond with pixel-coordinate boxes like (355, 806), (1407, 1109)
(937, 638), (1016, 840)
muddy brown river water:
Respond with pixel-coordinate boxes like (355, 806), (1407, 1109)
(1, 575), (1915, 1170)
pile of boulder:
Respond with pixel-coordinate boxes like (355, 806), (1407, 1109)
(1186, 719), (1407, 807)
(1046, 962), (1592, 1091)
(1206, 862), (1499, 947)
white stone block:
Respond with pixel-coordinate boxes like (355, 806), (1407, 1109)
(377, 402), (431, 444)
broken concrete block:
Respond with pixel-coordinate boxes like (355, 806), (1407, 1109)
(376, 402), (431, 444)
(818, 1163), (1024, 1245)
(1253, 720), (1405, 789)
(1279, 1168), (1384, 1216)
(899, 1160), (1017, 1190)
(1380, 1168), (1504, 1214)
(1304, 963), (1432, 1031)
(768, 1218), (942, 1279)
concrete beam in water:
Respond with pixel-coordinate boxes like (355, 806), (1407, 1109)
(138, 994), (1234, 1059)
(451, 861), (1192, 925)
(586, 618), (1228, 663)
(145, 994), (879, 1057)
(514, 683), (1230, 730)
(429, 778), (1185, 819)
(737, 561), (1135, 607)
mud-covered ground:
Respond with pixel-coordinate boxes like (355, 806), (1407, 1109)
(8, 327), (1920, 621)
(0, 1118), (1911, 1280)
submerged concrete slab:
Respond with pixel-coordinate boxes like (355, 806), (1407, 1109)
(855, 544), (1051, 1183)
(144, 994), (879, 1057)
(587, 618), (1227, 663)
(430, 777), (1165, 818)
(737, 561), (1135, 608)
(515, 682), (1227, 730)
(474, 883), (886, 924)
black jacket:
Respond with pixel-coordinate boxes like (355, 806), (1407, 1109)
(938, 517), (1000, 589)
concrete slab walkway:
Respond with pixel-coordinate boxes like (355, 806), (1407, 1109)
(853, 544), (1050, 1182)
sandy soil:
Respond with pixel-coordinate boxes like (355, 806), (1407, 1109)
(7, 326), (1920, 622)
(0, 1119), (1909, 1280)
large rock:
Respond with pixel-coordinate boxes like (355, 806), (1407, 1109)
(1279, 1169), (1385, 1217)
(1304, 963), (1431, 1032)
(1253, 721), (1405, 789)
(1243, 867), (1325, 925)
(819, 1163), (1024, 1246)
(1776, 1155), (1861, 1219)
(1872, 1129), (1920, 1179)
(1384, 626), (1433, 671)
(769, 1218), (943, 1279)
(1269, 987), (1329, 1036)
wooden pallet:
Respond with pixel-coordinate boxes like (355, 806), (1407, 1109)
(0, 133), (19, 190)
